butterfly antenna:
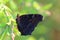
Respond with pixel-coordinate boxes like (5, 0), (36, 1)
(17, 14), (20, 18)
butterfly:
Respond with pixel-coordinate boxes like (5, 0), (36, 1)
(16, 14), (43, 35)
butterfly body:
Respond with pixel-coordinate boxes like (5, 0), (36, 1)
(16, 14), (43, 35)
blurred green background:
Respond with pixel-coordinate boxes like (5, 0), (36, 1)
(0, 0), (60, 40)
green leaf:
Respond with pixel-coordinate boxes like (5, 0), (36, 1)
(25, 0), (34, 2)
(40, 12), (48, 17)
(0, 0), (9, 4)
(18, 0), (23, 3)
(0, 11), (8, 27)
(42, 4), (53, 10)
(9, 1), (18, 11)
(0, 27), (8, 40)
(28, 7), (38, 14)
(32, 23), (47, 35)
(27, 36), (36, 40)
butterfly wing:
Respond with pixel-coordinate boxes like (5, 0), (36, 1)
(16, 14), (43, 35)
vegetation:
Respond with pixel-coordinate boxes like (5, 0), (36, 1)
(0, 0), (60, 40)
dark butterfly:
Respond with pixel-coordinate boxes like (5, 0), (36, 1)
(16, 14), (43, 35)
